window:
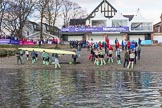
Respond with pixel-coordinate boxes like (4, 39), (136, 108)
(131, 22), (153, 31)
(92, 20), (107, 27)
(27, 31), (29, 36)
(112, 20), (128, 27)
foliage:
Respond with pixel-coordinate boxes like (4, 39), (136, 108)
(44, 0), (62, 26)
(54, 44), (60, 49)
(1, 0), (36, 38)
(0, 49), (16, 57)
(0, 44), (19, 48)
(0, 0), (87, 37)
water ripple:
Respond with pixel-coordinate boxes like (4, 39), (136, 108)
(0, 69), (162, 107)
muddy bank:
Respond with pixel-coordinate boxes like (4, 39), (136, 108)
(0, 46), (162, 72)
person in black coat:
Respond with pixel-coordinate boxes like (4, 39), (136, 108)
(72, 50), (78, 64)
(138, 38), (141, 45)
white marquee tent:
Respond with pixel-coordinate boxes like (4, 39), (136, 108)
(111, 12), (129, 27)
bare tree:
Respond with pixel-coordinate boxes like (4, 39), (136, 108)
(3, 10), (18, 36)
(3, 0), (36, 39)
(62, 0), (73, 26)
(1, 0), (87, 38)
(36, 0), (49, 39)
(44, 0), (62, 27)
(71, 2), (82, 19)
(2, 1), (20, 36)
(0, 0), (8, 34)
(61, 0), (88, 26)
(71, 2), (88, 19)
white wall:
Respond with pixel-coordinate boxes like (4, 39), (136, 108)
(108, 35), (125, 45)
(23, 22), (35, 37)
(87, 34), (124, 45)
(86, 20), (90, 25)
(153, 35), (162, 43)
(88, 35), (105, 42)
(68, 36), (82, 41)
(129, 35), (145, 41)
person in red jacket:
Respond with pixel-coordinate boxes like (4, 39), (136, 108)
(98, 41), (102, 49)
(105, 36), (109, 45)
(115, 40), (120, 50)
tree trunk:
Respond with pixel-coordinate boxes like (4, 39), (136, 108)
(40, 12), (43, 40)
(19, 21), (23, 40)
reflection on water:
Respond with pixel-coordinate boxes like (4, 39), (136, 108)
(0, 69), (162, 108)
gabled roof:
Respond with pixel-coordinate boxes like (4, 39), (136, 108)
(153, 21), (161, 27)
(42, 23), (60, 30)
(160, 13), (162, 19)
(86, 0), (117, 20)
(130, 10), (151, 22)
(123, 15), (134, 21)
(27, 20), (39, 26)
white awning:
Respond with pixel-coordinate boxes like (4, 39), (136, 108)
(131, 9), (151, 22)
(111, 12), (128, 20)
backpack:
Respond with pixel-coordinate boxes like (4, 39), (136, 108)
(138, 46), (141, 51)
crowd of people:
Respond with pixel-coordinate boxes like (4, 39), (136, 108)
(16, 37), (142, 70)
(87, 38), (142, 69)
(16, 49), (62, 69)
(0, 35), (18, 40)
(62, 24), (90, 29)
(0, 34), (59, 46)
(16, 48), (79, 69)
(69, 40), (87, 48)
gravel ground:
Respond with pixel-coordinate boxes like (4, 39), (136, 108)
(0, 45), (162, 72)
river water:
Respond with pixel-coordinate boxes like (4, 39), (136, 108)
(0, 69), (162, 108)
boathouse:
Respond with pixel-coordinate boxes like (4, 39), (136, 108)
(61, 0), (153, 45)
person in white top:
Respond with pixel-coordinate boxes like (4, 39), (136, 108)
(127, 50), (135, 69)
(116, 48), (121, 64)
(94, 48), (99, 65)
(25, 50), (29, 61)
(54, 54), (61, 69)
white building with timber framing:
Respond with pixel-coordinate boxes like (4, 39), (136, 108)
(61, 0), (153, 45)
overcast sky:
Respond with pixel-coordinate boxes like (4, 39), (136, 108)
(72, 0), (162, 24)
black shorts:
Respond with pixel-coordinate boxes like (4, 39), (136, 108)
(95, 55), (99, 58)
(45, 57), (49, 61)
(117, 55), (121, 60)
(35, 54), (38, 57)
(32, 56), (35, 60)
(109, 54), (112, 57)
(100, 55), (104, 58)
(130, 58), (134, 62)
(26, 54), (29, 57)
